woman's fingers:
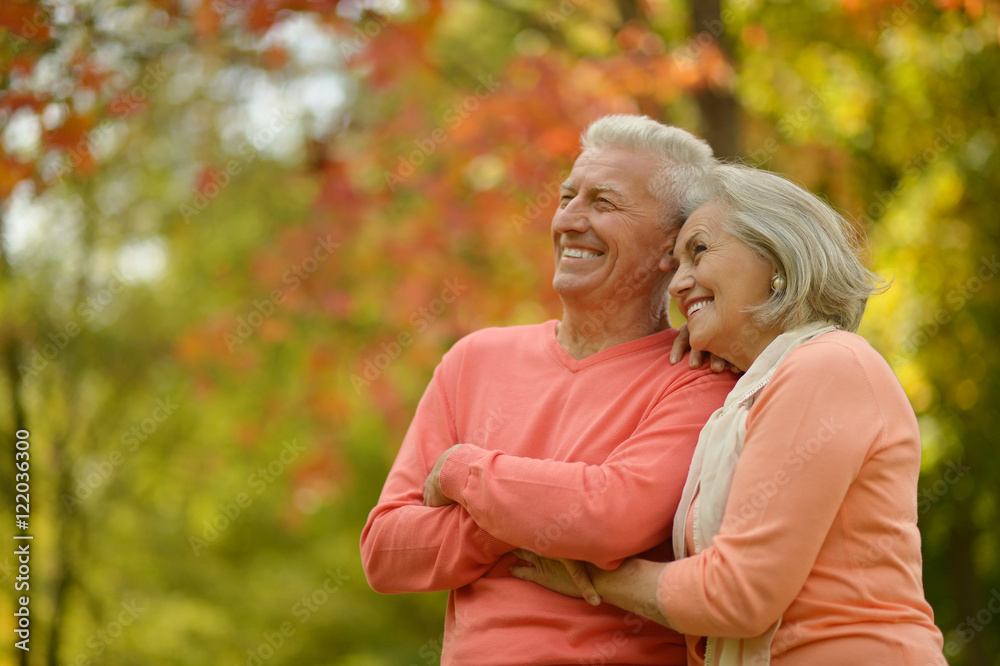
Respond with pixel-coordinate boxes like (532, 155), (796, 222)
(670, 324), (690, 364)
(559, 559), (601, 606)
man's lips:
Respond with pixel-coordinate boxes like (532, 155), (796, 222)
(561, 247), (603, 259)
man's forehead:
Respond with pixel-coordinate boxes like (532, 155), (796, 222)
(564, 148), (657, 192)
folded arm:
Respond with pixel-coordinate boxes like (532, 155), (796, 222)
(433, 374), (734, 568)
(360, 366), (514, 594)
(513, 339), (895, 638)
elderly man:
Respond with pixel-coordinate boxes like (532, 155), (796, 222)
(361, 115), (735, 665)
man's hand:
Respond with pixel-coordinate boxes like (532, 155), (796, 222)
(423, 444), (464, 506)
(509, 549), (602, 606)
(669, 323), (740, 374)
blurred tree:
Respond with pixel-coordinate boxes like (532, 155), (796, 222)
(0, 0), (997, 664)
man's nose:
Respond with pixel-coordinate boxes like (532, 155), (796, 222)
(552, 199), (589, 234)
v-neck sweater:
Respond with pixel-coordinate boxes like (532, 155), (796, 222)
(362, 320), (736, 665)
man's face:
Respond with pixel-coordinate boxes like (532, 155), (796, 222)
(551, 146), (675, 311)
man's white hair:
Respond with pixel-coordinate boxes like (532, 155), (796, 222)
(581, 114), (716, 231)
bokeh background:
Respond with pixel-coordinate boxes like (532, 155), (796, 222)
(1, 0), (998, 664)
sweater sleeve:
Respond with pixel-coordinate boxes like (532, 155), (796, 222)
(658, 338), (893, 637)
(360, 349), (514, 594)
(437, 372), (735, 569)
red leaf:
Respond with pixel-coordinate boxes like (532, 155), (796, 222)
(44, 114), (94, 149)
(0, 2), (50, 41)
(0, 91), (48, 114)
(0, 156), (33, 199)
(193, 0), (221, 39)
(260, 45), (289, 69)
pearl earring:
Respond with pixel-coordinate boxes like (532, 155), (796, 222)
(770, 274), (786, 292)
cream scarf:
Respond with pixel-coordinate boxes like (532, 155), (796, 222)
(670, 321), (836, 666)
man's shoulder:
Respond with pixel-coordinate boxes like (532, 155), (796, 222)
(450, 320), (556, 353)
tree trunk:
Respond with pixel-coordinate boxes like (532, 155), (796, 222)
(689, 0), (740, 158)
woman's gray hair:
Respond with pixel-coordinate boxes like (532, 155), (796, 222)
(581, 114), (715, 231)
(684, 163), (887, 333)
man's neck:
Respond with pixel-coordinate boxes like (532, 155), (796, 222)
(556, 306), (671, 360)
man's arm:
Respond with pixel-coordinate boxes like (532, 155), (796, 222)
(434, 372), (734, 569)
(360, 357), (514, 594)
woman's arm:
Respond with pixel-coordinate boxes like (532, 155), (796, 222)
(510, 550), (679, 630)
(513, 335), (905, 639)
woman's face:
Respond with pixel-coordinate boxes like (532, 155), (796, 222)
(668, 201), (782, 371)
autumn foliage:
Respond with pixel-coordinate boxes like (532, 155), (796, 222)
(1, 0), (999, 664)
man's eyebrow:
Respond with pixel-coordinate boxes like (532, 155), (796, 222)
(591, 185), (625, 198)
(559, 183), (626, 198)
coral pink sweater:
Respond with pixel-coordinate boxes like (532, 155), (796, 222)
(660, 331), (945, 665)
(361, 321), (735, 665)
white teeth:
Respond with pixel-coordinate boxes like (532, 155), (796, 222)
(563, 248), (601, 259)
(687, 300), (712, 317)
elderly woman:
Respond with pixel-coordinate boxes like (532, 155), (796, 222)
(510, 164), (946, 665)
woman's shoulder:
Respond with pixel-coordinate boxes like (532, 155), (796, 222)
(780, 329), (902, 393)
(786, 329), (881, 367)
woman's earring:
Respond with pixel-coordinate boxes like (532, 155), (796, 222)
(770, 274), (786, 292)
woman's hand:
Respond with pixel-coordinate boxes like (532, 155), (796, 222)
(670, 323), (740, 374)
(423, 444), (464, 506)
(509, 549), (602, 606)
